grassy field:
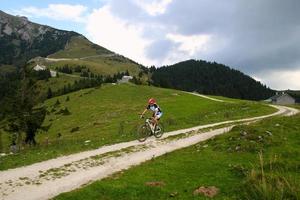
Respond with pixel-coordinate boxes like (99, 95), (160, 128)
(54, 112), (300, 200)
(36, 73), (81, 95)
(0, 84), (276, 170)
(45, 57), (142, 76)
(48, 36), (112, 59)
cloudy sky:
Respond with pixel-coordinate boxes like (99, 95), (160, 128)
(2, 0), (300, 90)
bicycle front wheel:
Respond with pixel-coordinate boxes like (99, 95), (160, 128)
(137, 124), (150, 142)
(154, 123), (164, 138)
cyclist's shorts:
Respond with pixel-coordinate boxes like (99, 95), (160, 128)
(155, 112), (163, 120)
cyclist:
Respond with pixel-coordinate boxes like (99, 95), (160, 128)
(140, 98), (163, 132)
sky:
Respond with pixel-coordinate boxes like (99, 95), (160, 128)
(1, 0), (300, 90)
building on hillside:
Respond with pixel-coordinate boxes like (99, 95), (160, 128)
(33, 64), (46, 71)
(266, 92), (295, 105)
(50, 70), (57, 77)
(33, 64), (57, 77)
(118, 75), (133, 83)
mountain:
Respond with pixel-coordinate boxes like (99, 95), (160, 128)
(0, 10), (144, 77)
(151, 59), (275, 100)
(0, 10), (80, 66)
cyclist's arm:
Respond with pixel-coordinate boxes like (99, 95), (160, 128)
(141, 109), (147, 115)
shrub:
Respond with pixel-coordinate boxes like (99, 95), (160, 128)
(70, 127), (79, 133)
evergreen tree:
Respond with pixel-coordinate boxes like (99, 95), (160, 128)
(5, 65), (47, 146)
(47, 87), (53, 99)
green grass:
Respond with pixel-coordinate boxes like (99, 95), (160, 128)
(48, 36), (111, 59)
(45, 57), (141, 76)
(0, 84), (276, 170)
(54, 113), (300, 200)
(36, 73), (81, 95)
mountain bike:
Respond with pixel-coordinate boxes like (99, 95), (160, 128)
(137, 117), (164, 142)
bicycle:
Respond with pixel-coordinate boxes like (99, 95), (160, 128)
(137, 117), (164, 142)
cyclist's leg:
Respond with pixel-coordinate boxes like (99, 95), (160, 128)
(153, 113), (162, 130)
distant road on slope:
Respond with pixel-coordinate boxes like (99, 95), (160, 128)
(45, 54), (117, 62)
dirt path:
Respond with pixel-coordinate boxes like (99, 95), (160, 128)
(0, 102), (298, 200)
(186, 92), (225, 102)
(44, 54), (117, 62)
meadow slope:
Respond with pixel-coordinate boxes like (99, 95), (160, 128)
(0, 96), (296, 200)
(54, 107), (300, 200)
(0, 84), (276, 170)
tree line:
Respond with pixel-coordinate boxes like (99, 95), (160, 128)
(151, 59), (275, 100)
(46, 70), (131, 98)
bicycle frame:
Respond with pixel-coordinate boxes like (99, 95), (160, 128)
(145, 118), (155, 133)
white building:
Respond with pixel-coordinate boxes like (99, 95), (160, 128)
(267, 92), (295, 105)
(118, 75), (133, 83)
(33, 64), (57, 77)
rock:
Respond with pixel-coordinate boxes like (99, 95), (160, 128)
(258, 136), (263, 140)
(266, 131), (272, 136)
(193, 186), (219, 197)
(145, 181), (165, 187)
(169, 192), (178, 197)
(240, 131), (247, 136)
(275, 123), (280, 127)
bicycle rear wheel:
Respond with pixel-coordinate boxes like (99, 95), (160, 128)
(137, 124), (150, 142)
(154, 123), (164, 138)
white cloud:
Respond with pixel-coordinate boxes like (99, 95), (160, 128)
(85, 3), (213, 67)
(16, 4), (88, 23)
(86, 5), (153, 65)
(166, 33), (211, 56)
(254, 69), (300, 90)
(134, 0), (173, 16)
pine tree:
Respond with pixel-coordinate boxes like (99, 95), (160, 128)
(47, 87), (53, 99)
(6, 65), (47, 146)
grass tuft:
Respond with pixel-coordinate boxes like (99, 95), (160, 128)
(241, 152), (300, 200)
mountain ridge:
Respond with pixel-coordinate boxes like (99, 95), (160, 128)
(0, 10), (80, 66)
(0, 10), (123, 66)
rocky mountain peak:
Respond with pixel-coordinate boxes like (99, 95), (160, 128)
(0, 10), (79, 66)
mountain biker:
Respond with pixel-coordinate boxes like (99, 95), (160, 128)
(140, 98), (163, 132)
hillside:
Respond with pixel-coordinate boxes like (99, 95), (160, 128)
(0, 83), (276, 170)
(0, 10), (78, 67)
(151, 59), (275, 100)
(54, 111), (300, 200)
(0, 10), (144, 77)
